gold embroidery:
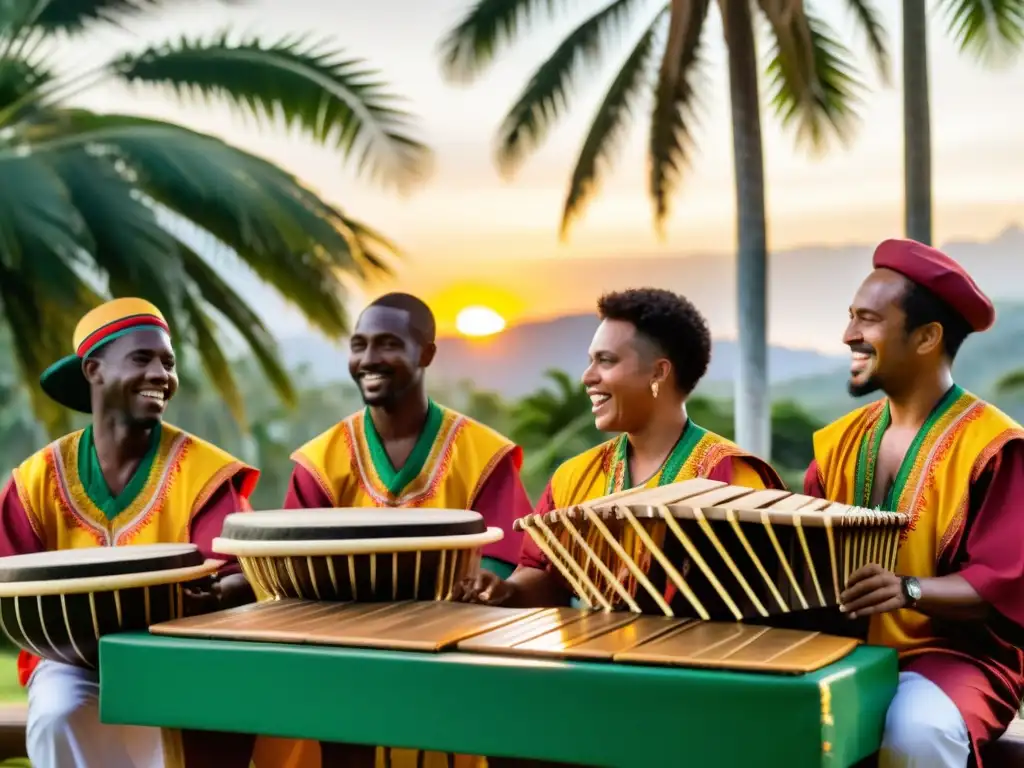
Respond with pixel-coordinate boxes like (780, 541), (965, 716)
(345, 409), (464, 506)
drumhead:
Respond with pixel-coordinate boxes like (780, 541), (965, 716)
(0, 543), (204, 583)
(219, 509), (487, 542)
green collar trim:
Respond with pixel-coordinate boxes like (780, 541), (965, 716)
(363, 400), (444, 497)
(77, 423), (162, 521)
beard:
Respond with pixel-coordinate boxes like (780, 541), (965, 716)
(848, 375), (883, 398)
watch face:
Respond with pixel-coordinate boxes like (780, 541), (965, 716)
(907, 579), (922, 600)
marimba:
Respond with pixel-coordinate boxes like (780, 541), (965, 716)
(99, 600), (896, 767)
(95, 488), (905, 767)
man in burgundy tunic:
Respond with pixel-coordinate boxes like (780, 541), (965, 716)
(805, 239), (1024, 768)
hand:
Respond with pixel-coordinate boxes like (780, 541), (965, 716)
(452, 570), (515, 606)
(182, 576), (221, 616)
(840, 564), (907, 619)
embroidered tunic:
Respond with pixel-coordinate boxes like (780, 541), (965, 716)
(805, 387), (1024, 760)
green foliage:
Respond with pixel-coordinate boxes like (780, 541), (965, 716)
(938, 0), (1024, 63)
(439, 0), (887, 235)
(0, 1), (429, 436)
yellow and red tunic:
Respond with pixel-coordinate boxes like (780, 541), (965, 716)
(520, 420), (785, 570)
(805, 385), (1024, 754)
(0, 422), (258, 686)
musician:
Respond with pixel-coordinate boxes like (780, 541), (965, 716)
(805, 239), (1024, 768)
(255, 292), (534, 768)
(281, 291), (529, 559)
(0, 298), (259, 768)
(456, 287), (785, 608)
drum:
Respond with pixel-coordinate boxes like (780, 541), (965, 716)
(212, 509), (503, 602)
(513, 479), (908, 621)
(0, 543), (220, 668)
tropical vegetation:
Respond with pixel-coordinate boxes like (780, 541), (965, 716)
(0, 0), (430, 437)
(438, 0), (892, 462)
(901, 0), (1024, 245)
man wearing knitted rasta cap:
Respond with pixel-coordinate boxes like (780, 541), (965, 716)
(805, 240), (1024, 767)
(0, 298), (260, 767)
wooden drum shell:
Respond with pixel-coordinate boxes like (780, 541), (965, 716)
(0, 547), (220, 669)
(0, 583), (187, 668)
(236, 547), (485, 602)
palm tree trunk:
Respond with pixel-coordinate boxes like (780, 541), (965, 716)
(903, 0), (932, 244)
(722, 0), (770, 460)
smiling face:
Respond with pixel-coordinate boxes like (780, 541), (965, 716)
(83, 329), (178, 427)
(844, 268), (940, 398)
(348, 306), (434, 407)
(581, 319), (670, 433)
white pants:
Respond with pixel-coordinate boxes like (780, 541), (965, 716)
(27, 659), (166, 768)
(879, 671), (971, 768)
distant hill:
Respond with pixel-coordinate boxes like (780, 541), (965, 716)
(279, 301), (1024, 422)
(279, 313), (844, 398)
(223, 226), (1024, 353)
(264, 226), (1024, 404)
(769, 302), (1024, 422)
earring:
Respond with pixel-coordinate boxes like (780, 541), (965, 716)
(651, 381), (659, 399)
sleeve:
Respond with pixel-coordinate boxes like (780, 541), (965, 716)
(282, 463), (334, 509)
(954, 439), (1024, 630)
(470, 451), (533, 565)
(0, 479), (45, 557)
(707, 455), (786, 490)
(803, 459), (826, 498)
(517, 482), (556, 570)
(189, 473), (252, 578)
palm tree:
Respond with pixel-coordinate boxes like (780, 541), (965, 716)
(902, 1), (1024, 244)
(438, 0), (888, 460)
(0, 1), (431, 436)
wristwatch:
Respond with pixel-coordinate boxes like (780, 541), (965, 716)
(900, 576), (922, 608)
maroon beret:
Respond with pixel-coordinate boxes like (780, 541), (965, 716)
(873, 238), (995, 332)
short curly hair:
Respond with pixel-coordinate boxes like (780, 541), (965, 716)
(597, 288), (711, 395)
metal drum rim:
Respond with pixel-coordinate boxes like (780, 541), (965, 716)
(212, 527), (504, 557)
(0, 559), (222, 597)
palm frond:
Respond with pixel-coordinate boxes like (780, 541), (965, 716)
(15, 110), (388, 338)
(759, 2), (863, 153)
(649, 0), (711, 231)
(0, 252), (101, 437)
(844, 0), (891, 83)
(494, 0), (647, 176)
(0, 54), (55, 114)
(46, 147), (185, 328)
(560, 8), (667, 239)
(0, 1), (237, 35)
(176, 242), (296, 409)
(438, 0), (574, 84)
(0, 153), (91, 271)
(332, 212), (402, 273)
(939, 0), (1024, 64)
(179, 288), (246, 427)
(113, 33), (430, 190)
(996, 368), (1024, 395)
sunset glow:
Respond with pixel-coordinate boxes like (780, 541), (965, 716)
(455, 306), (506, 337)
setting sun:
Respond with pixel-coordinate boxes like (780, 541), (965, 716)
(455, 306), (506, 338)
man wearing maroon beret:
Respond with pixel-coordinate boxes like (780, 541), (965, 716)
(804, 238), (1024, 767)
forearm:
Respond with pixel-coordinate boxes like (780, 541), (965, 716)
(915, 574), (990, 621)
(504, 566), (572, 608)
